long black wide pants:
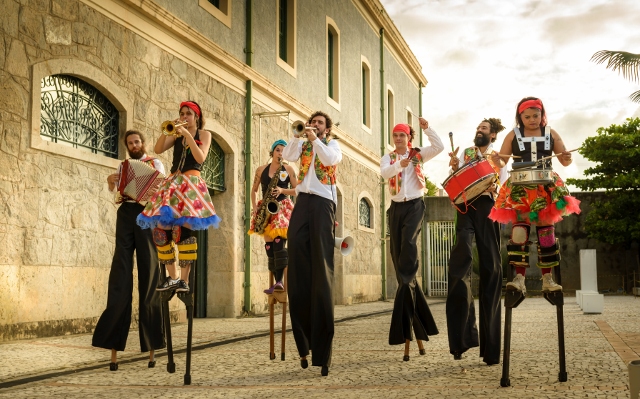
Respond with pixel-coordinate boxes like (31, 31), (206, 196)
(92, 202), (165, 352)
(388, 198), (438, 345)
(287, 193), (336, 367)
(446, 195), (502, 363)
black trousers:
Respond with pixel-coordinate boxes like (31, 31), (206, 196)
(92, 202), (165, 352)
(287, 193), (335, 367)
(388, 198), (438, 345)
(446, 195), (502, 362)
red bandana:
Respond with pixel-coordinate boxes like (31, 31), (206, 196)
(180, 101), (201, 117)
(518, 99), (543, 114)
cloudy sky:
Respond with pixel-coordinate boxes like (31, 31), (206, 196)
(380, 0), (640, 189)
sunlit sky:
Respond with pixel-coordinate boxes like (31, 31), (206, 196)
(380, 0), (640, 190)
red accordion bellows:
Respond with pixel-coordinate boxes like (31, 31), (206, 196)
(116, 159), (165, 204)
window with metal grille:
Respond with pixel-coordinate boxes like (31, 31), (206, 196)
(359, 198), (371, 228)
(201, 138), (225, 193)
(40, 74), (119, 159)
(279, 0), (288, 61)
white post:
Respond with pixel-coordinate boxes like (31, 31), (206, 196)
(577, 249), (604, 314)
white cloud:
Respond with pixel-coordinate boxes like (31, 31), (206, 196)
(381, 0), (640, 188)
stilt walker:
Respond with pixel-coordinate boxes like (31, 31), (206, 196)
(248, 139), (297, 360)
(137, 101), (221, 385)
(488, 97), (580, 385)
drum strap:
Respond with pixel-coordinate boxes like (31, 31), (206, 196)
(514, 126), (551, 162)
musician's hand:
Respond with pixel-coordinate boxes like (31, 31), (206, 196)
(305, 127), (317, 142)
(448, 147), (460, 170)
(107, 173), (119, 186)
(271, 187), (282, 196)
(399, 158), (411, 168)
(487, 183), (499, 194)
(490, 151), (504, 168)
(560, 150), (572, 164)
(418, 117), (429, 130)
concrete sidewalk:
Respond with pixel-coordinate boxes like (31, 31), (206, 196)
(1, 296), (638, 398)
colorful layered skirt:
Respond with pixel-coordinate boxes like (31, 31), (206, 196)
(248, 198), (294, 240)
(489, 171), (580, 225)
(137, 173), (221, 230)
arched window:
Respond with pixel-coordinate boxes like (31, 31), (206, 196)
(40, 75), (119, 159)
(202, 138), (226, 193)
(359, 198), (371, 228)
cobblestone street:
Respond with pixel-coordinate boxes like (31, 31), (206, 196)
(1, 297), (638, 398)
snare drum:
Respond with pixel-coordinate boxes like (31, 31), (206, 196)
(509, 167), (554, 185)
(442, 159), (497, 205)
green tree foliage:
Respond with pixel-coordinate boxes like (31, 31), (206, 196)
(566, 117), (640, 246)
(591, 50), (640, 103)
(424, 177), (438, 197)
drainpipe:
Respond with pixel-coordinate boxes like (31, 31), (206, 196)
(243, 0), (253, 314)
(418, 82), (428, 295)
(379, 28), (386, 300)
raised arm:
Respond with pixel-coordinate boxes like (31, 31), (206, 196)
(490, 130), (514, 168)
(551, 129), (573, 167)
(282, 138), (302, 162)
(312, 139), (342, 166)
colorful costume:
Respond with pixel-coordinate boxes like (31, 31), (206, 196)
(380, 124), (443, 350)
(446, 144), (505, 364)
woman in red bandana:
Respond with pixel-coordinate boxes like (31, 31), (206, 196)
(137, 100), (221, 293)
(490, 97), (580, 294)
(380, 118), (443, 361)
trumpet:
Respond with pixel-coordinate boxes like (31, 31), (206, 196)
(161, 120), (188, 136)
(292, 120), (316, 138)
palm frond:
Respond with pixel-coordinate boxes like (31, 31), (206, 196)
(591, 50), (640, 83)
(630, 89), (640, 104)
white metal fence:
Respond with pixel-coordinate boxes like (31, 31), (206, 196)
(425, 221), (456, 297)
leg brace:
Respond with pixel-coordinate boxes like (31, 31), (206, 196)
(536, 226), (561, 268)
(507, 223), (532, 267)
(153, 228), (175, 265)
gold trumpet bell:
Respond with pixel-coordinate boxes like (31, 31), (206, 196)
(161, 120), (188, 136)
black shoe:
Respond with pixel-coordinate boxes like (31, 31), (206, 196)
(403, 355), (410, 362)
(109, 362), (118, 371)
(419, 349), (426, 355)
(484, 359), (499, 366)
(452, 351), (462, 360)
(300, 358), (308, 369)
(321, 365), (329, 376)
(175, 280), (190, 293)
(148, 361), (156, 368)
(157, 277), (180, 292)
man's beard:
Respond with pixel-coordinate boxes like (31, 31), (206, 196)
(473, 133), (490, 147)
(128, 145), (145, 159)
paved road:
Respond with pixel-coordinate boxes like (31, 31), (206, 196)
(1, 296), (638, 398)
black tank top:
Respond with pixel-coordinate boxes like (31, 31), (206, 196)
(511, 126), (554, 168)
(170, 130), (202, 173)
(260, 164), (290, 201)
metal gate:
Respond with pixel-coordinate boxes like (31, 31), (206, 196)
(425, 221), (455, 297)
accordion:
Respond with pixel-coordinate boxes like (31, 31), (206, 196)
(115, 158), (165, 204)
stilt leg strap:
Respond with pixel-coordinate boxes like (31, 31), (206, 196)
(273, 249), (288, 271)
(178, 236), (197, 267)
(507, 240), (531, 266)
(537, 239), (561, 267)
(157, 243), (175, 261)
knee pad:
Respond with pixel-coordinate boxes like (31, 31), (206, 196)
(264, 242), (274, 258)
(273, 249), (288, 271)
(511, 223), (530, 244)
(536, 226), (556, 247)
(507, 223), (531, 267)
(272, 236), (286, 252)
(153, 228), (175, 264)
(177, 236), (197, 268)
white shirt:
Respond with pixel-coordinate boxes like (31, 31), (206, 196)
(282, 136), (342, 203)
(380, 127), (444, 202)
(111, 154), (166, 195)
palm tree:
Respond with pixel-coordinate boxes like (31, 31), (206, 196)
(591, 50), (640, 103)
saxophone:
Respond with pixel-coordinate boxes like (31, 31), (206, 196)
(253, 159), (285, 235)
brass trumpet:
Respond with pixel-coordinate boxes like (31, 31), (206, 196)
(161, 120), (188, 136)
(292, 120), (316, 137)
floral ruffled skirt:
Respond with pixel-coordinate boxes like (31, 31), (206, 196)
(248, 198), (294, 240)
(489, 171), (580, 225)
(137, 173), (221, 230)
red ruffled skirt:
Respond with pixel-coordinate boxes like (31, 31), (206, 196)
(489, 171), (581, 225)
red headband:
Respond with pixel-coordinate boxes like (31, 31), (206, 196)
(392, 123), (411, 136)
(518, 99), (543, 114)
(180, 101), (201, 118)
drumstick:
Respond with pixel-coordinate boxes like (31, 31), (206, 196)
(536, 148), (580, 162)
(497, 153), (521, 159)
(448, 132), (455, 152)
